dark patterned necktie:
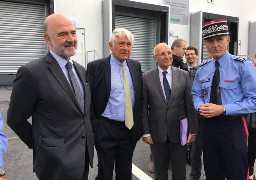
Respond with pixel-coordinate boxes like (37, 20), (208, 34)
(210, 61), (221, 105)
(162, 71), (171, 102)
(66, 61), (84, 113)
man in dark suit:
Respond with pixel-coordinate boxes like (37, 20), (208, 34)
(7, 13), (94, 180)
(142, 43), (197, 180)
(171, 38), (188, 71)
(87, 28), (143, 180)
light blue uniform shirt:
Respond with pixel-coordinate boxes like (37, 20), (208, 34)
(50, 51), (84, 92)
(0, 113), (8, 167)
(192, 51), (256, 115)
(101, 54), (135, 122)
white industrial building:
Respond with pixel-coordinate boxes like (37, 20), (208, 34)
(0, 0), (256, 84)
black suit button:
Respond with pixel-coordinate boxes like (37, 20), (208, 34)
(81, 136), (85, 139)
(167, 108), (169, 110)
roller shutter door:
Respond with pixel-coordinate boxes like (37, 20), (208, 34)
(115, 15), (157, 72)
(0, 1), (47, 74)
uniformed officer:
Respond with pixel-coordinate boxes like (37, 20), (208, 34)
(192, 19), (256, 180)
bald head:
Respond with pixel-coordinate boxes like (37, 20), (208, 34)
(153, 43), (173, 70)
(43, 14), (74, 34)
(153, 43), (170, 55)
(43, 13), (77, 60)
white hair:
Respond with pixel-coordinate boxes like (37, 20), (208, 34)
(109, 28), (134, 45)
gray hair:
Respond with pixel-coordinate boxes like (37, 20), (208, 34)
(43, 22), (48, 33)
(109, 28), (134, 45)
(153, 43), (170, 56)
(171, 38), (186, 50)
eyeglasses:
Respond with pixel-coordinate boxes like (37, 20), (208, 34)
(156, 51), (172, 57)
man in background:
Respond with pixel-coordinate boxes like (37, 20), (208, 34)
(185, 46), (203, 180)
(171, 38), (188, 71)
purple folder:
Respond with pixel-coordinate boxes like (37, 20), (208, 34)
(180, 117), (188, 146)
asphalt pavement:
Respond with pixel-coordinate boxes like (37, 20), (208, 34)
(0, 85), (205, 180)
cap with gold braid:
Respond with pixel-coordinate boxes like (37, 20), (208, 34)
(202, 19), (229, 40)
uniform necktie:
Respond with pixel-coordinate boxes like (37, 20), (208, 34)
(66, 61), (84, 113)
(121, 63), (134, 129)
(210, 60), (222, 105)
(162, 71), (171, 102)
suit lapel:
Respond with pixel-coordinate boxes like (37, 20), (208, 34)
(126, 60), (136, 91)
(45, 53), (82, 114)
(151, 67), (167, 104)
(169, 66), (178, 104)
(104, 57), (111, 96)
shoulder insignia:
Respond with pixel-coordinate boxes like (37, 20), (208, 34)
(199, 61), (209, 67)
(232, 56), (246, 63)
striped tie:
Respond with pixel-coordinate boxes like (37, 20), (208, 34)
(121, 62), (134, 129)
(66, 61), (84, 113)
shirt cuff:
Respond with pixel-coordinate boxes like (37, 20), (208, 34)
(143, 134), (151, 137)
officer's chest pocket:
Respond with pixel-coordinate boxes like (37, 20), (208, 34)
(201, 81), (211, 100)
(220, 82), (239, 91)
(201, 81), (211, 90)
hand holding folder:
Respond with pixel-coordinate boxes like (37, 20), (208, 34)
(180, 117), (188, 146)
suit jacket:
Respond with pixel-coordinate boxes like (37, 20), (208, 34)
(86, 55), (144, 142)
(7, 52), (94, 180)
(142, 66), (197, 143)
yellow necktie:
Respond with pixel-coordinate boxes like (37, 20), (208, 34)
(121, 62), (134, 129)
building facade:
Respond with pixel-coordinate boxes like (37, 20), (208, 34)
(0, 0), (255, 84)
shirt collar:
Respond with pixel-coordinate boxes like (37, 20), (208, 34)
(50, 50), (74, 68)
(213, 51), (229, 67)
(158, 65), (172, 75)
(110, 54), (127, 67)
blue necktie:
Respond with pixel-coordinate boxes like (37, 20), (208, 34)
(162, 71), (171, 102)
(66, 61), (84, 113)
(210, 61), (222, 105)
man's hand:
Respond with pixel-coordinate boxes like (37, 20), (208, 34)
(199, 103), (225, 118)
(187, 133), (196, 144)
(142, 136), (153, 145)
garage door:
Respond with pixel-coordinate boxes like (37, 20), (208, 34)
(115, 15), (157, 73)
(0, 1), (48, 74)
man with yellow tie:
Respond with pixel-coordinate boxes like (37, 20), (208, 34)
(87, 28), (143, 180)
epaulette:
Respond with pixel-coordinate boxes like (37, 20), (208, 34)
(232, 56), (246, 63)
(199, 61), (209, 67)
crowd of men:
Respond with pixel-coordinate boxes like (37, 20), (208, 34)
(2, 13), (256, 180)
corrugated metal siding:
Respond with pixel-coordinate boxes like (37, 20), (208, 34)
(0, 1), (47, 74)
(115, 15), (157, 72)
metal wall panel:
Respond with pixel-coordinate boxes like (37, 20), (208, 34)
(115, 15), (156, 72)
(0, 1), (47, 74)
(248, 21), (256, 59)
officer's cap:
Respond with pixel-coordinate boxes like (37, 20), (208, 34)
(202, 19), (229, 40)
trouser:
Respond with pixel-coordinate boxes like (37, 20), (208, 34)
(190, 117), (203, 180)
(94, 117), (136, 180)
(248, 129), (256, 176)
(151, 141), (186, 180)
(203, 115), (247, 180)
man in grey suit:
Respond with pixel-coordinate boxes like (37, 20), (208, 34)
(142, 43), (197, 180)
(7, 13), (94, 180)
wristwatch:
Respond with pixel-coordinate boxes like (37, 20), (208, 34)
(0, 167), (5, 176)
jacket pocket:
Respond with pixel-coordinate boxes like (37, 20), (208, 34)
(41, 137), (64, 147)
